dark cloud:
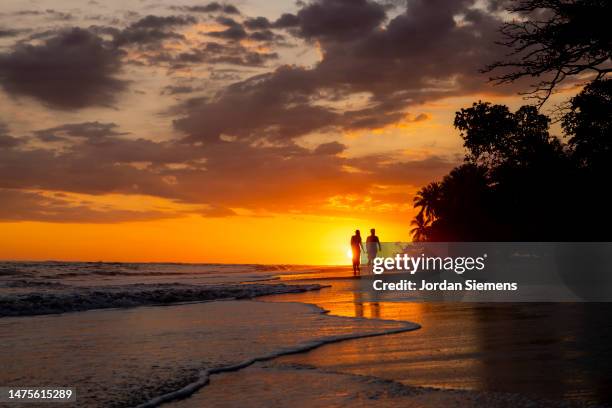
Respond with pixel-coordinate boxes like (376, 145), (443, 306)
(94, 15), (197, 48)
(130, 15), (197, 30)
(244, 17), (271, 30)
(162, 85), (198, 95)
(273, 13), (300, 28)
(172, 66), (335, 143)
(0, 29), (20, 38)
(215, 16), (240, 27)
(0, 28), (127, 109)
(0, 123), (24, 149)
(163, 42), (278, 68)
(207, 25), (247, 41)
(0, 0), (524, 223)
(173, 0), (515, 144)
(248, 29), (283, 43)
(171, 3), (240, 15)
(208, 17), (284, 43)
(0, 118), (454, 220)
(314, 141), (346, 155)
(282, 0), (386, 41)
(99, 25), (184, 48)
(34, 122), (127, 142)
(0, 189), (182, 223)
(12, 9), (72, 20)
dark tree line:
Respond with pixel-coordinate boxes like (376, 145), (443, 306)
(411, 79), (611, 241)
(412, 0), (611, 241)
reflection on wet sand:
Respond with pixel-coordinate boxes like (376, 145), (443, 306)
(353, 291), (381, 319)
(262, 277), (612, 406)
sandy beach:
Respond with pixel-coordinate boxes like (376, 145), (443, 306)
(2, 0), (610, 405)
(1, 262), (611, 407)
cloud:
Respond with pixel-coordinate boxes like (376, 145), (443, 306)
(207, 25), (248, 41)
(34, 122), (127, 141)
(313, 141), (346, 155)
(0, 29), (20, 38)
(173, 0), (516, 144)
(288, 0), (387, 41)
(161, 85), (199, 95)
(172, 66), (336, 143)
(0, 118), (455, 221)
(0, 0), (526, 223)
(158, 42), (278, 68)
(0, 189), (181, 223)
(130, 15), (196, 29)
(248, 29), (284, 43)
(273, 13), (300, 28)
(0, 123), (24, 148)
(0, 28), (127, 109)
(93, 15), (197, 48)
(170, 3), (240, 15)
(12, 9), (73, 20)
(244, 17), (272, 30)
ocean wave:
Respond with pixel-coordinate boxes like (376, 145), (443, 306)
(0, 283), (322, 317)
(135, 302), (418, 408)
(0, 299), (417, 408)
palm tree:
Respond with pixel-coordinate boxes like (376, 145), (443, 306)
(410, 212), (429, 242)
(413, 182), (442, 224)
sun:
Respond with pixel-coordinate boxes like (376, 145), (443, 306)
(346, 248), (353, 259)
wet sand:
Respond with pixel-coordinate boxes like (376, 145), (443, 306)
(261, 277), (612, 406)
(0, 299), (414, 407)
(171, 361), (594, 408)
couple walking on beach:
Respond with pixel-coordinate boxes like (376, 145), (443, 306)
(350, 229), (381, 275)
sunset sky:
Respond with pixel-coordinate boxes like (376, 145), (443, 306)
(0, 0), (576, 264)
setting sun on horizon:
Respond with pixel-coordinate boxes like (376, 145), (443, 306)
(0, 213), (410, 265)
(0, 0), (583, 266)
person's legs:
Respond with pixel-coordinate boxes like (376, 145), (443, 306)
(352, 248), (360, 275)
(367, 250), (377, 274)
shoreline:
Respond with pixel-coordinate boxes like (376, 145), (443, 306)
(3, 267), (611, 407)
(0, 282), (325, 317)
(136, 300), (420, 408)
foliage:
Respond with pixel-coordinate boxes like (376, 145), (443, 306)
(411, 80), (611, 241)
(484, 0), (611, 106)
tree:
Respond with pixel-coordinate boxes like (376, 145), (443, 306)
(563, 78), (612, 168)
(412, 102), (576, 242)
(485, 0), (611, 106)
(412, 164), (493, 241)
(410, 212), (429, 242)
(413, 182), (442, 224)
(454, 102), (562, 170)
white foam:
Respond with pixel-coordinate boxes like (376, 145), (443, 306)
(136, 302), (418, 408)
(0, 299), (417, 407)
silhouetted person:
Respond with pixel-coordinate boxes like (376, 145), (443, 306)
(350, 230), (364, 275)
(366, 228), (382, 267)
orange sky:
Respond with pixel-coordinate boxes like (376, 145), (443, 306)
(0, 215), (409, 265)
(0, 91), (572, 265)
(0, 1), (578, 265)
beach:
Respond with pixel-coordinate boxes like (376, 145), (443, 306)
(1, 262), (611, 407)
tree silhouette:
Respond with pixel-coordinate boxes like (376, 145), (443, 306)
(563, 79), (612, 169)
(410, 212), (429, 242)
(413, 182), (442, 224)
(411, 88), (612, 241)
(485, 0), (611, 106)
(411, 0), (610, 241)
